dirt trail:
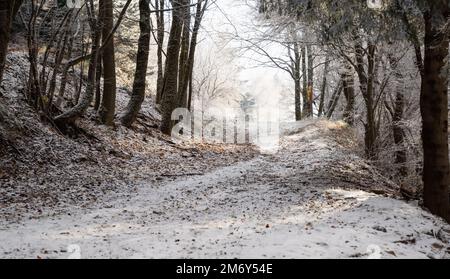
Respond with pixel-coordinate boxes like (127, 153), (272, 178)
(1, 120), (449, 259)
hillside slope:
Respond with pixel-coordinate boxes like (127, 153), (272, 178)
(0, 52), (257, 222)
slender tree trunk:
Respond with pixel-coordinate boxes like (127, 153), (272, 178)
(342, 64), (355, 125)
(301, 45), (309, 117)
(387, 53), (407, 177)
(180, 0), (208, 110)
(155, 0), (165, 104)
(355, 37), (377, 159)
(307, 44), (314, 117)
(99, 0), (117, 125)
(318, 55), (329, 117)
(94, 54), (102, 110)
(420, 2), (450, 222)
(121, 0), (151, 127)
(177, 0), (191, 108)
(160, 0), (184, 135)
(293, 41), (302, 121)
(54, 15), (102, 127)
(56, 31), (75, 107)
(326, 79), (343, 119)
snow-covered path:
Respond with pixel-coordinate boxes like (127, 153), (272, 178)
(1, 121), (449, 259)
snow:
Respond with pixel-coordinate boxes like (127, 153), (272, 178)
(1, 119), (448, 259)
(0, 52), (258, 223)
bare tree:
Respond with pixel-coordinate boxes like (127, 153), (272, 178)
(98, 0), (117, 126)
(121, 0), (151, 127)
(160, 0), (185, 135)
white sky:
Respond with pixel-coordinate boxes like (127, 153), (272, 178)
(197, 0), (294, 122)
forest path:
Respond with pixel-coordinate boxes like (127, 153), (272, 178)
(1, 120), (449, 259)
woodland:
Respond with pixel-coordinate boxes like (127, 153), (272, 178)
(0, 0), (450, 259)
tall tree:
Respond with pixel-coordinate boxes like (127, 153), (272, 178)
(121, 0), (151, 127)
(419, 0), (450, 222)
(306, 44), (314, 116)
(177, 0), (191, 108)
(293, 40), (302, 120)
(301, 45), (309, 117)
(155, 0), (165, 104)
(99, 0), (117, 125)
(182, 0), (208, 110)
(160, 0), (185, 135)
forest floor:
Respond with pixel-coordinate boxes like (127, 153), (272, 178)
(1, 119), (449, 259)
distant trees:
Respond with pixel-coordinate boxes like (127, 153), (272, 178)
(255, 0), (450, 222)
(230, 18), (318, 121)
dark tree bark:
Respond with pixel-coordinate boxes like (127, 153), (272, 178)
(306, 44), (314, 116)
(160, 0), (185, 135)
(99, 0), (117, 126)
(342, 64), (355, 125)
(0, 0), (22, 85)
(155, 0), (165, 104)
(387, 53), (407, 177)
(293, 41), (302, 120)
(318, 56), (329, 118)
(301, 45), (309, 117)
(54, 0), (132, 126)
(355, 37), (377, 159)
(121, 0), (151, 127)
(94, 54), (103, 111)
(180, 0), (208, 110)
(420, 1), (450, 222)
(181, 0), (209, 110)
(177, 0), (191, 108)
(326, 78), (343, 119)
(54, 6), (103, 126)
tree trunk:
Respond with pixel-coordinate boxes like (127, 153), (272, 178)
(301, 45), (309, 117)
(121, 0), (151, 127)
(155, 0), (165, 104)
(54, 17), (102, 127)
(177, 0), (191, 108)
(307, 44), (314, 117)
(180, 0), (208, 110)
(387, 52), (407, 177)
(326, 79), (343, 119)
(355, 37), (377, 159)
(293, 41), (302, 121)
(342, 64), (355, 125)
(318, 56), (329, 117)
(420, 2), (450, 222)
(0, 0), (19, 85)
(94, 54), (102, 110)
(160, 0), (185, 135)
(99, 0), (117, 126)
